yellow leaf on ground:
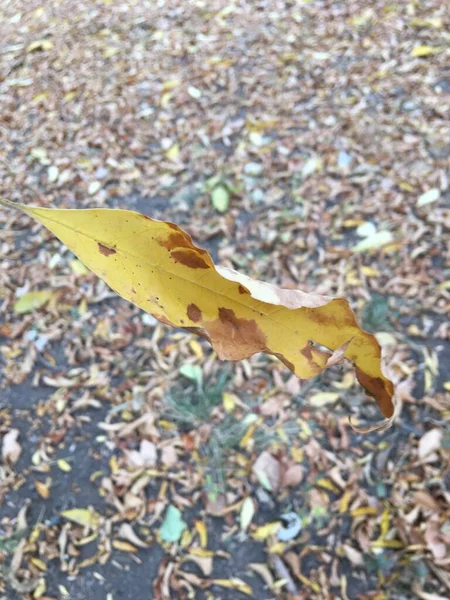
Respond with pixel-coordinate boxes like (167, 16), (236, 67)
(57, 459), (72, 472)
(209, 578), (253, 596)
(14, 291), (52, 314)
(27, 39), (54, 52)
(411, 45), (441, 57)
(0, 200), (395, 420)
(35, 481), (50, 499)
(112, 540), (138, 552)
(194, 520), (208, 548)
(252, 522), (281, 541)
(60, 508), (100, 528)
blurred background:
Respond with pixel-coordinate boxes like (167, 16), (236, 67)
(1, 1), (449, 599)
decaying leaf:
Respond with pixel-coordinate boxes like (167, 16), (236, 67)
(0, 200), (395, 420)
(2, 428), (22, 464)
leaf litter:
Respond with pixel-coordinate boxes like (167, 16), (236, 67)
(0, 0), (449, 599)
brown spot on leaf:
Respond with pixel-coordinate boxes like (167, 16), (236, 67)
(205, 307), (266, 360)
(171, 249), (209, 269)
(159, 230), (193, 250)
(238, 284), (249, 295)
(299, 343), (331, 374)
(187, 303), (202, 323)
(355, 367), (394, 418)
(98, 243), (116, 256)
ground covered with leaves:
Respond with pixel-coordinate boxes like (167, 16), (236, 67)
(1, 1), (449, 599)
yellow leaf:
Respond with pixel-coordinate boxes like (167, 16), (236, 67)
(57, 459), (72, 472)
(60, 508), (100, 528)
(411, 45), (441, 57)
(166, 143), (180, 161)
(252, 522), (281, 541)
(14, 290), (52, 314)
(33, 578), (47, 598)
(0, 200), (395, 420)
(332, 372), (355, 389)
(194, 520), (208, 548)
(30, 557), (47, 571)
(443, 382), (450, 391)
(112, 540), (138, 552)
(316, 478), (339, 493)
(339, 490), (352, 513)
(223, 392), (236, 413)
(268, 542), (287, 554)
(209, 578), (253, 597)
(189, 339), (203, 359)
(35, 481), (50, 499)
(27, 39), (54, 52)
(351, 506), (378, 518)
(309, 392), (340, 407)
(71, 259), (89, 276)
(371, 539), (405, 549)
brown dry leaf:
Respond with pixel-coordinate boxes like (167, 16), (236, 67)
(118, 523), (149, 548)
(252, 451), (281, 492)
(2, 428), (22, 464)
(281, 465), (304, 488)
(248, 563), (275, 589)
(126, 439), (157, 468)
(0, 200), (395, 420)
(161, 445), (178, 468)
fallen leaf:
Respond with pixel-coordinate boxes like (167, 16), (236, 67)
(417, 188), (440, 207)
(411, 45), (441, 57)
(211, 186), (230, 213)
(60, 508), (100, 528)
(248, 563), (274, 589)
(209, 578), (253, 596)
(418, 428), (442, 460)
(118, 523), (149, 548)
(252, 451), (281, 492)
(2, 429), (22, 464)
(0, 200), (395, 419)
(240, 497), (256, 532)
(309, 391), (340, 407)
(252, 521), (281, 541)
(27, 39), (54, 52)
(112, 540), (138, 552)
(14, 291), (52, 314)
(57, 459), (72, 472)
(159, 505), (187, 543)
(35, 480), (50, 499)
(281, 465), (304, 488)
(352, 230), (394, 253)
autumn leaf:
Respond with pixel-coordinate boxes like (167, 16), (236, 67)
(0, 200), (395, 419)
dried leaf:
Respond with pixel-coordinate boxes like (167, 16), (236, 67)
(281, 465), (304, 488)
(0, 200), (395, 419)
(2, 428), (22, 464)
(352, 230), (394, 253)
(417, 188), (440, 207)
(60, 508), (100, 528)
(209, 578), (253, 596)
(252, 451), (281, 492)
(240, 497), (256, 532)
(418, 429), (442, 460)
